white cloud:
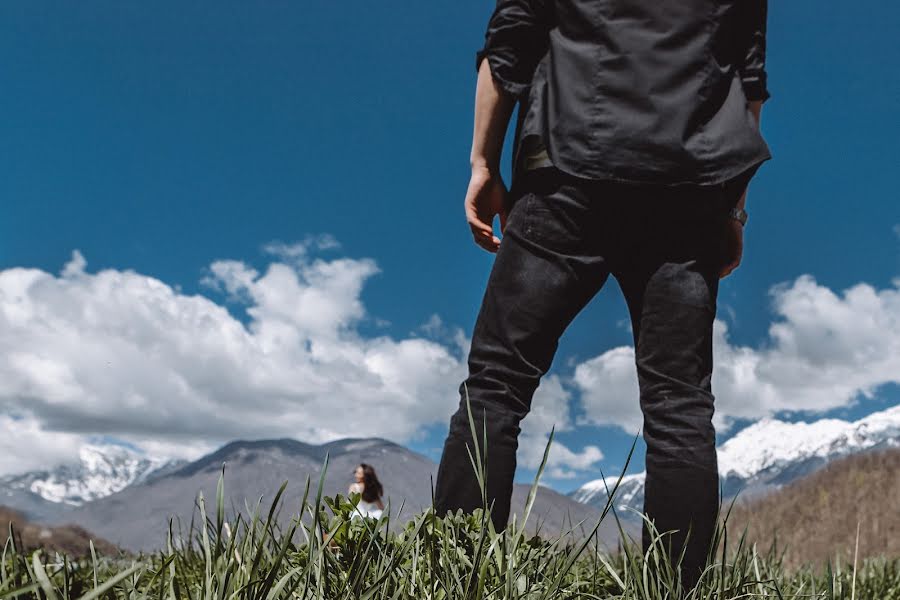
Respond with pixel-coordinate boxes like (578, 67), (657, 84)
(261, 235), (341, 261)
(518, 375), (604, 478)
(0, 415), (86, 475)
(0, 247), (467, 474)
(10, 245), (894, 480)
(573, 274), (900, 432)
(0, 245), (602, 479)
(417, 314), (444, 337)
(573, 347), (643, 433)
(713, 274), (900, 422)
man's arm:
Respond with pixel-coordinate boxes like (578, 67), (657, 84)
(465, 0), (554, 252)
(733, 100), (763, 212)
(465, 59), (516, 252)
(470, 59), (517, 174)
(733, 0), (769, 215)
(721, 0), (769, 277)
(721, 101), (763, 278)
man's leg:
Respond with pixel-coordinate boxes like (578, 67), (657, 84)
(434, 167), (612, 532)
(615, 185), (731, 589)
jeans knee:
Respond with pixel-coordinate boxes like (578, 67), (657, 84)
(641, 389), (714, 420)
(641, 391), (716, 469)
(457, 371), (532, 417)
(449, 381), (524, 445)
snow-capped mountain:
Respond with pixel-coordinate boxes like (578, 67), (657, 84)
(569, 404), (900, 516)
(717, 405), (900, 482)
(0, 443), (184, 507)
(569, 473), (646, 519)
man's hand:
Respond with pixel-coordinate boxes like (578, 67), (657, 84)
(719, 180), (750, 278)
(719, 218), (743, 278)
(465, 165), (508, 253)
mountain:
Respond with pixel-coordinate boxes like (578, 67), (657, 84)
(716, 405), (900, 494)
(0, 488), (65, 525)
(725, 447), (900, 568)
(1, 505), (120, 557)
(48, 437), (628, 552)
(24, 402), (893, 552)
(569, 404), (900, 518)
(0, 443), (185, 520)
(569, 474), (646, 520)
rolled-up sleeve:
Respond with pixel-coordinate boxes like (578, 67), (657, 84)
(474, 0), (554, 98)
(738, 0), (771, 102)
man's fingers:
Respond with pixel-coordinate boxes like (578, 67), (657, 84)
(718, 220), (744, 278)
(468, 219), (499, 249)
(722, 262), (735, 277)
(719, 258), (740, 278)
(471, 230), (499, 253)
(465, 205), (493, 236)
(468, 219), (494, 240)
(463, 175), (505, 252)
(467, 211), (501, 252)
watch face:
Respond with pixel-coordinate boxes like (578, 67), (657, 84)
(728, 207), (747, 225)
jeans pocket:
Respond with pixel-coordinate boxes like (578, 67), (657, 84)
(520, 185), (590, 254)
(522, 196), (574, 251)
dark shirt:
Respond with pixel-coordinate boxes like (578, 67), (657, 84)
(475, 0), (772, 186)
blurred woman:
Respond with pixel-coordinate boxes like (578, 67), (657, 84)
(348, 463), (384, 520)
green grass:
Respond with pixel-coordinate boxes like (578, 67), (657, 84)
(4, 393), (900, 599)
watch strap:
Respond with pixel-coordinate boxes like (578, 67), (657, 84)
(728, 206), (748, 226)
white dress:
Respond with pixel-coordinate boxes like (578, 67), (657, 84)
(349, 484), (383, 520)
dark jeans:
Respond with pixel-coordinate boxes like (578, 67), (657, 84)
(434, 165), (748, 587)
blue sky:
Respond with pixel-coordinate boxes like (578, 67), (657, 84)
(1, 1), (898, 493)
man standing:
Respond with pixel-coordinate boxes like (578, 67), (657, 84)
(433, 0), (771, 589)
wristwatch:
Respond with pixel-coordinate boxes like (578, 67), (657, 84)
(728, 206), (748, 226)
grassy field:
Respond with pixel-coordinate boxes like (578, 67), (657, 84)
(4, 404), (900, 599)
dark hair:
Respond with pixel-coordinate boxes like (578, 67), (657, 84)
(357, 463), (383, 503)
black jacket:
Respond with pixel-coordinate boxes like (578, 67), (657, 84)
(475, 0), (772, 185)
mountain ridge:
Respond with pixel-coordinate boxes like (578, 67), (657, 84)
(5, 404), (898, 551)
(0, 443), (185, 509)
(32, 436), (625, 552)
(569, 403), (900, 516)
